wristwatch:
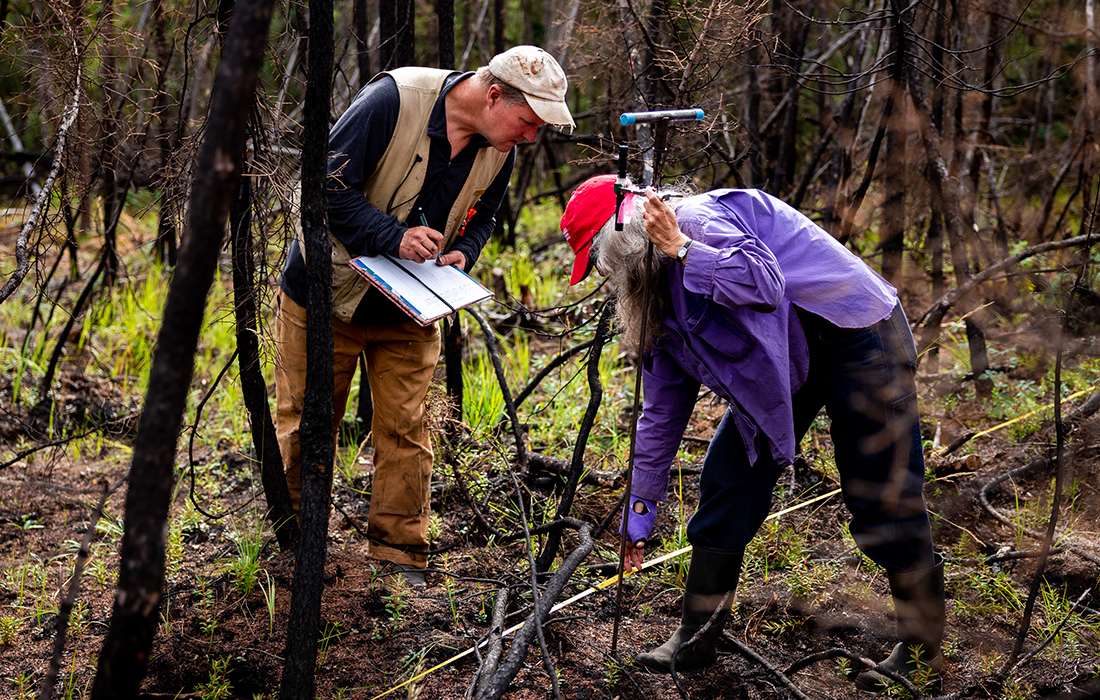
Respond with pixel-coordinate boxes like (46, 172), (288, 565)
(675, 239), (693, 264)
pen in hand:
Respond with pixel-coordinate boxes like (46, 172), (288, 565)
(415, 210), (465, 268)
(414, 208), (442, 261)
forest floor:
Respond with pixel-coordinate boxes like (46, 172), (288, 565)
(2, 344), (1100, 700)
(1, 205), (1100, 700)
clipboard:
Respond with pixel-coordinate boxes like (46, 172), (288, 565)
(349, 255), (492, 326)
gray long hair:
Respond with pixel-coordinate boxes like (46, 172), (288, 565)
(589, 187), (692, 352)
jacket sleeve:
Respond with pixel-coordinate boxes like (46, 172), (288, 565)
(679, 215), (786, 312)
(325, 77), (408, 259)
(630, 347), (701, 502)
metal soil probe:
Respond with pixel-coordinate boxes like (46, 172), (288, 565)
(610, 107), (704, 657)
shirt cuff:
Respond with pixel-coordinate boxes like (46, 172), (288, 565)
(631, 466), (670, 502)
(681, 240), (720, 297)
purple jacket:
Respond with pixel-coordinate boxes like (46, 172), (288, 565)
(630, 189), (898, 502)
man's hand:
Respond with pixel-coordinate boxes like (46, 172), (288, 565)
(437, 250), (467, 269)
(400, 225), (444, 263)
(642, 188), (689, 259)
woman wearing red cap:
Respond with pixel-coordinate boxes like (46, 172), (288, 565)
(561, 176), (943, 690)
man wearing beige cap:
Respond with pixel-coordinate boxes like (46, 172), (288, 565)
(273, 46), (573, 586)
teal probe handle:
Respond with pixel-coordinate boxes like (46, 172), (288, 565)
(620, 109), (704, 125)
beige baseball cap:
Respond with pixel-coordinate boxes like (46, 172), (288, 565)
(488, 46), (575, 130)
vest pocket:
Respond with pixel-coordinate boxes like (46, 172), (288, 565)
(329, 242), (366, 314)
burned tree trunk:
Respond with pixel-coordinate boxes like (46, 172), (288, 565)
(437, 0), (454, 69)
(353, 355), (374, 444)
(230, 166), (299, 549)
(395, 0), (414, 66)
(279, 0), (334, 693)
(354, 0), (370, 87)
(743, 41), (764, 188)
(88, 0), (277, 694)
(767, 19), (808, 195)
(889, 0), (976, 369)
(379, 0), (395, 70)
(443, 316), (463, 440)
(97, 0), (121, 285)
(535, 301), (614, 572)
(880, 14), (909, 284)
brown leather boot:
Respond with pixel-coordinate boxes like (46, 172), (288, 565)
(635, 546), (743, 673)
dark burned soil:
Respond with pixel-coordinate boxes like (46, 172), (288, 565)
(2, 363), (1100, 700)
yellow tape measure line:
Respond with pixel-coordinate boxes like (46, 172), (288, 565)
(368, 486), (843, 700)
(769, 487), (842, 520)
(379, 386), (1098, 697)
(932, 386), (1094, 457)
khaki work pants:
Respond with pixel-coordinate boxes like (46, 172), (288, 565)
(273, 291), (440, 568)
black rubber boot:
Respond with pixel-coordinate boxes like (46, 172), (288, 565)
(854, 559), (946, 691)
(635, 545), (743, 673)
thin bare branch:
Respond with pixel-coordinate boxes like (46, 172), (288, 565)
(0, 63), (82, 305)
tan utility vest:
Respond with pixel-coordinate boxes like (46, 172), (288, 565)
(315, 67), (511, 320)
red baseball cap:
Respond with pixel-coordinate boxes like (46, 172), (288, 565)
(561, 175), (619, 285)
